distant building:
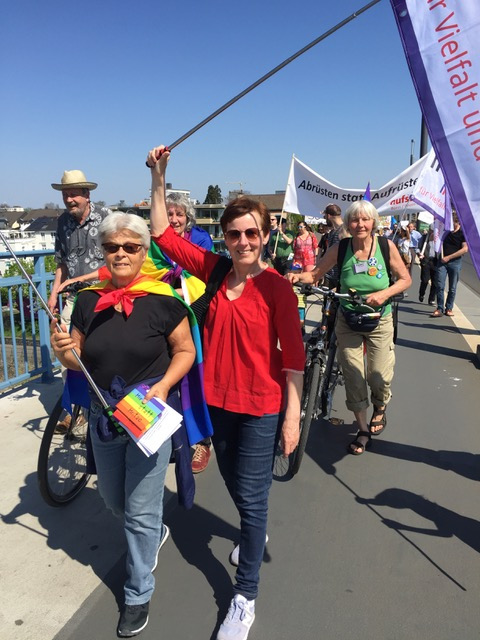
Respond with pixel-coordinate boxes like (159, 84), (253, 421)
(0, 212), (58, 272)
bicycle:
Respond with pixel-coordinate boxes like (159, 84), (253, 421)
(37, 396), (90, 506)
(37, 283), (92, 507)
(274, 285), (380, 478)
(274, 284), (341, 478)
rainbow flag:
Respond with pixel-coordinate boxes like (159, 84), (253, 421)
(142, 240), (206, 305)
(64, 276), (213, 446)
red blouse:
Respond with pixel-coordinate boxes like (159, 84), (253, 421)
(154, 226), (305, 416)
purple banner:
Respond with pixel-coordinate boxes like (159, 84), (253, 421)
(391, 0), (480, 277)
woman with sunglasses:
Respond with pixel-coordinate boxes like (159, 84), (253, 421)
(292, 221), (318, 272)
(50, 212), (201, 637)
(147, 145), (305, 640)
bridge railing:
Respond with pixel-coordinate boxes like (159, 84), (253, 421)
(0, 249), (60, 392)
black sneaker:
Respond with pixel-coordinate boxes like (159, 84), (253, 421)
(117, 602), (149, 637)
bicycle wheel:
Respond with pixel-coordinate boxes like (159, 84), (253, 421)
(321, 337), (339, 418)
(290, 359), (322, 476)
(37, 397), (90, 506)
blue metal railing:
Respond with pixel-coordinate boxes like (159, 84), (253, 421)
(0, 249), (60, 391)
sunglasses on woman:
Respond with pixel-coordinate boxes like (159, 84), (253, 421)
(224, 228), (261, 242)
(102, 242), (144, 254)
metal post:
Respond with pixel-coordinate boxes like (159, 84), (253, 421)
(33, 254), (55, 383)
(420, 117), (429, 157)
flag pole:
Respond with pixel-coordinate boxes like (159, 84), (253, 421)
(148, 0), (382, 160)
(274, 155), (297, 257)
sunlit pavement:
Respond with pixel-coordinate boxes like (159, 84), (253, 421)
(1, 269), (479, 640)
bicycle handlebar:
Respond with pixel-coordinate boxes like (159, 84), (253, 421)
(294, 283), (377, 313)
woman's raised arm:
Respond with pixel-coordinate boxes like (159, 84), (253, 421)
(147, 145), (171, 237)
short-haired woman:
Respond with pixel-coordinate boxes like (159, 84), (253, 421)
(147, 145), (305, 640)
(51, 213), (198, 637)
(290, 201), (411, 455)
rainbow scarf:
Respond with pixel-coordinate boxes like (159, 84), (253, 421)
(64, 276), (213, 446)
(141, 240), (206, 305)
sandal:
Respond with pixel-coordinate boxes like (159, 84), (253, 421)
(430, 309), (443, 317)
(348, 430), (372, 455)
(369, 405), (387, 436)
(445, 310), (454, 317)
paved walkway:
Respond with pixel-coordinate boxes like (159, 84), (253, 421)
(1, 268), (479, 639)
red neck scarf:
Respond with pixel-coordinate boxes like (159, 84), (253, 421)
(90, 275), (159, 317)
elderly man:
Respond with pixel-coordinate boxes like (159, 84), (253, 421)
(48, 170), (111, 323)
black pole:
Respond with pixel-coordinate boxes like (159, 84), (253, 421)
(149, 0), (382, 159)
(420, 116), (429, 157)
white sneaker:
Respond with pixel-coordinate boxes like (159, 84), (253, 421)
(216, 595), (255, 640)
(229, 534), (269, 567)
(152, 524), (170, 572)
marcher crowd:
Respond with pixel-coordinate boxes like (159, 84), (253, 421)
(48, 150), (468, 640)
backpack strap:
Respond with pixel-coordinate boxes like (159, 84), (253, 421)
(377, 235), (393, 286)
(336, 237), (351, 274)
(190, 256), (232, 333)
(337, 235), (393, 286)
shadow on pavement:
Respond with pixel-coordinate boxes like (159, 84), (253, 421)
(3, 377), (63, 440)
(370, 438), (480, 482)
(356, 487), (480, 555)
(166, 498), (270, 640)
(1, 470), (126, 607)
(302, 415), (355, 476)
(396, 336), (479, 364)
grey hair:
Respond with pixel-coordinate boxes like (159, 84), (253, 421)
(99, 212), (150, 249)
(344, 200), (380, 232)
(166, 192), (196, 231)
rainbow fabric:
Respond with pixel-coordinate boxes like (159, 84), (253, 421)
(141, 239), (206, 305)
(64, 276), (213, 446)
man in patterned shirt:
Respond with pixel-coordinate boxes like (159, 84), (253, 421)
(48, 170), (111, 323)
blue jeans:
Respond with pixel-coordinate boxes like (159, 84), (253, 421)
(435, 258), (462, 313)
(208, 406), (282, 600)
(89, 401), (172, 605)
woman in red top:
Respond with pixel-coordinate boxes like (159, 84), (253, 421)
(147, 145), (304, 640)
(292, 222), (318, 271)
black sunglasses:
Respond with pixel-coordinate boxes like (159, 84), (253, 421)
(102, 242), (144, 254)
(225, 228), (261, 242)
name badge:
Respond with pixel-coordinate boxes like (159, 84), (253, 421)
(353, 262), (368, 274)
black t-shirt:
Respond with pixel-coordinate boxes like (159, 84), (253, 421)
(443, 228), (466, 258)
(71, 291), (188, 389)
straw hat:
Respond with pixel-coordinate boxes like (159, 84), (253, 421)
(51, 170), (97, 191)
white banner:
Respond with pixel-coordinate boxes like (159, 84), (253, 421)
(411, 148), (446, 221)
(411, 148), (453, 234)
(283, 155), (429, 218)
(391, 0), (480, 276)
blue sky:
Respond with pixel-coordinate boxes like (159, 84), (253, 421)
(0, 0), (424, 209)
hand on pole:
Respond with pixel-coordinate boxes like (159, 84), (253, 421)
(50, 319), (77, 355)
(146, 145), (170, 170)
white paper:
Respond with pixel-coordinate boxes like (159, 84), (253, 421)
(128, 398), (183, 457)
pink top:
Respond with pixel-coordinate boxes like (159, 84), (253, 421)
(154, 226), (305, 416)
(293, 233), (318, 268)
